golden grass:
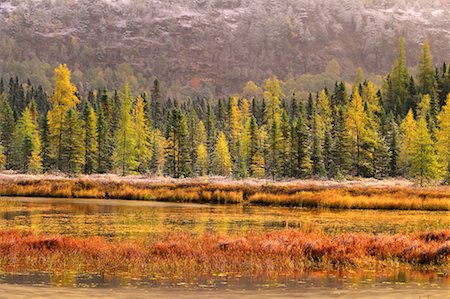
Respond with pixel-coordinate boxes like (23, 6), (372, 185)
(248, 189), (450, 210)
(0, 229), (448, 277)
(0, 176), (450, 210)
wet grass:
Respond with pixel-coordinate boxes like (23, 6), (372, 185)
(0, 229), (448, 278)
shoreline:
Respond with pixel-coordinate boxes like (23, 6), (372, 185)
(0, 174), (449, 211)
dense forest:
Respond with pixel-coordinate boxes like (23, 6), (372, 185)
(0, 38), (449, 184)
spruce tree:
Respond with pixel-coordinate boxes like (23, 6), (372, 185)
(0, 97), (15, 169)
(205, 103), (217, 173)
(60, 108), (84, 174)
(331, 107), (351, 177)
(40, 113), (51, 172)
(165, 109), (191, 178)
(373, 135), (391, 179)
(293, 113), (312, 178)
(387, 37), (409, 116)
(385, 114), (400, 177)
(279, 109), (291, 177)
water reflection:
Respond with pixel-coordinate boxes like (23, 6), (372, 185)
(0, 197), (448, 240)
(0, 269), (448, 289)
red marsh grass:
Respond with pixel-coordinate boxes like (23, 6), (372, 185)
(0, 230), (448, 277)
(1, 175), (450, 210)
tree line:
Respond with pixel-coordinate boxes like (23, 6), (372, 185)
(0, 38), (449, 184)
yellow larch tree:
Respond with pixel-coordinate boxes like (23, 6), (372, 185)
(47, 64), (80, 170)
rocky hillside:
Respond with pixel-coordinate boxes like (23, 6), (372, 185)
(0, 0), (449, 94)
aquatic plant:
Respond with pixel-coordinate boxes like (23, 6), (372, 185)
(0, 229), (448, 278)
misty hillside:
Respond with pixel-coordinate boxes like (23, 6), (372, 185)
(0, 0), (449, 95)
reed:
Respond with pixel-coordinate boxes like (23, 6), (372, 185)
(0, 229), (448, 278)
(1, 176), (450, 210)
(248, 189), (450, 211)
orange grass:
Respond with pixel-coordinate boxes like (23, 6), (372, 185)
(1, 177), (450, 210)
(0, 229), (448, 277)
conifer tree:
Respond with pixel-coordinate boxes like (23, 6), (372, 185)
(385, 114), (400, 176)
(323, 129), (333, 177)
(12, 102), (42, 173)
(0, 97), (15, 169)
(316, 90), (332, 136)
(293, 112), (312, 178)
(386, 37), (409, 115)
(373, 135), (391, 178)
(195, 143), (208, 176)
(250, 150), (265, 178)
(205, 103), (217, 172)
(47, 64), (80, 171)
(113, 83), (137, 175)
(40, 113), (51, 172)
(96, 88), (114, 173)
(399, 109), (417, 175)
(331, 107), (351, 177)
(151, 78), (163, 131)
(279, 109), (292, 177)
(60, 108), (84, 174)
(165, 109), (191, 178)
(417, 40), (435, 95)
(362, 81), (381, 114)
(228, 97), (242, 175)
(410, 117), (440, 186)
(239, 99), (252, 177)
(0, 143), (5, 170)
(354, 67), (364, 86)
(178, 111), (191, 177)
(96, 103), (109, 173)
(346, 87), (368, 176)
(436, 94), (450, 182)
(213, 131), (232, 176)
(133, 96), (151, 173)
(404, 76), (418, 116)
(81, 100), (98, 174)
(150, 129), (166, 176)
(311, 127), (325, 177)
(263, 77), (284, 179)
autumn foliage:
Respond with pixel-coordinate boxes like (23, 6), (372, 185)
(0, 230), (448, 277)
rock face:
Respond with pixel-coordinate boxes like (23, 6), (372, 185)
(0, 0), (449, 94)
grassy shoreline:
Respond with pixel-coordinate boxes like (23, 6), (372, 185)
(1, 174), (450, 210)
(0, 229), (448, 278)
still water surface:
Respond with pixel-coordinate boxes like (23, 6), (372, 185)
(0, 196), (448, 297)
(0, 196), (448, 239)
